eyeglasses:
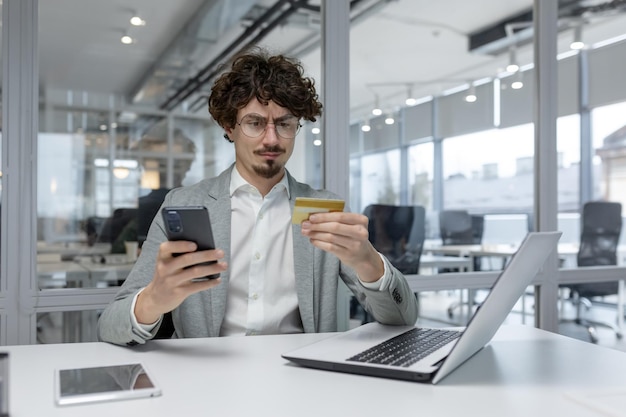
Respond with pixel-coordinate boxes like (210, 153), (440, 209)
(236, 114), (301, 139)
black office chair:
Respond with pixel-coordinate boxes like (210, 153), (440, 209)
(562, 201), (624, 343)
(351, 204), (425, 324)
(439, 210), (473, 246)
(365, 204), (426, 274)
(438, 210), (485, 318)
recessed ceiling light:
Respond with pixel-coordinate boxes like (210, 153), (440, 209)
(130, 16), (146, 26)
(121, 35), (133, 45)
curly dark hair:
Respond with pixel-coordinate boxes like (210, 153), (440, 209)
(208, 47), (323, 141)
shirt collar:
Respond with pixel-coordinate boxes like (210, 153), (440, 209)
(229, 165), (291, 199)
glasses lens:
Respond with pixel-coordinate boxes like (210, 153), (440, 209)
(275, 119), (301, 139)
(240, 115), (265, 137)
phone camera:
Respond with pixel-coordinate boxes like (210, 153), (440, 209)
(165, 211), (183, 233)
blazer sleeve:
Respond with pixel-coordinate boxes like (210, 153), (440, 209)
(342, 255), (419, 326)
(97, 202), (171, 346)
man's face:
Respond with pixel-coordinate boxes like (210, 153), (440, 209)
(226, 98), (298, 183)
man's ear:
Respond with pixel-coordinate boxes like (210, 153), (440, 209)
(223, 126), (234, 143)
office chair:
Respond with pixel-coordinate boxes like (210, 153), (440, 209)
(364, 204), (426, 274)
(562, 201), (624, 343)
(439, 210), (473, 246)
(351, 204), (425, 324)
(97, 208), (138, 246)
(438, 210), (485, 318)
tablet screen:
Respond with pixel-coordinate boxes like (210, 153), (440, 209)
(55, 363), (161, 406)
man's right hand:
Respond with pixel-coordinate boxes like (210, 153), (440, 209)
(134, 240), (227, 324)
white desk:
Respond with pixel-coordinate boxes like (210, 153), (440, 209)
(3, 325), (626, 417)
(419, 254), (473, 272)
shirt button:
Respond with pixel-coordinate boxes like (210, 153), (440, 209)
(251, 293), (258, 300)
(259, 213), (264, 219)
(254, 252), (261, 260)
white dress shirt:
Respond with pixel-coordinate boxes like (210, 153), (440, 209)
(220, 167), (301, 336)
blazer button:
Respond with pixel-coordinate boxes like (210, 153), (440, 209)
(392, 288), (403, 304)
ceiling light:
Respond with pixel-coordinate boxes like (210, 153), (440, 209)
(311, 127), (321, 135)
(570, 24), (585, 50)
(121, 34), (134, 45)
(405, 86), (417, 106)
(384, 114), (395, 125)
(506, 47), (519, 73)
(113, 167), (130, 180)
(511, 72), (524, 90)
(313, 139), (322, 146)
(465, 83), (477, 103)
(361, 120), (371, 132)
(130, 14), (146, 26)
(372, 94), (382, 116)
(114, 159), (139, 169)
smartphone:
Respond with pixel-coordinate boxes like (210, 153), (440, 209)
(55, 363), (161, 406)
(161, 206), (220, 280)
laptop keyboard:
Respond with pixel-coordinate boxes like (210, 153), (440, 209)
(347, 328), (461, 368)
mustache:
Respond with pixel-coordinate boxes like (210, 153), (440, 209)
(254, 145), (285, 154)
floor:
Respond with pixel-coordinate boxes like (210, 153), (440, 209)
(350, 289), (626, 353)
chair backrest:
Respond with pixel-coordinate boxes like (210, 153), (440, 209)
(97, 208), (138, 244)
(470, 215), (484, 244)
(363, 204), (426, 274)
(577, 201), (622, 267)
(439, 210), (474, 245)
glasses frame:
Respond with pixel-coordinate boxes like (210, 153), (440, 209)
(236, 113), (302, 140)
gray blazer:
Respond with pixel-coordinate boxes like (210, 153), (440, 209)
(98, 165), (418, 345)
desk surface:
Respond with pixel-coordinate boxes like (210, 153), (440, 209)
(3, 325), (626, 417)
(426, 242), (597, 256)
(419, 253), (473, 270)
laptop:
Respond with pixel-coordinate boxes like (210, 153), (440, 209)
(282, 231), (562, 384)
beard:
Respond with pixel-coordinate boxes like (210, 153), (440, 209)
(253, 146), (285, 179)
(253, 160), (283, 179)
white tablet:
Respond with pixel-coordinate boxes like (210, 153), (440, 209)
(54, 363), (162, 406)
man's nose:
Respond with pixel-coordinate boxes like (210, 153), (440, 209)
(262, 123), (280, 144)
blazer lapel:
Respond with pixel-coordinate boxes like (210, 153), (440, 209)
(205, 166), (233, 336)
(292, 221), (315, 332)
(288, 175), (316, 332)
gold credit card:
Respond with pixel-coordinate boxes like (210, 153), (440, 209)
(292, 197), (345, 224)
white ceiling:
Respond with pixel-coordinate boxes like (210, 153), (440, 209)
(35, 0), (626, 120)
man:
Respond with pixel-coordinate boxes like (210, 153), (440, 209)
(98, 48), (418, 345)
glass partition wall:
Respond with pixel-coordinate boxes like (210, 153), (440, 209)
(0, 1), (3, 340)
(6, 0), (326, 344)
(347, 0), (626, 342)
(3, 0), (626, 345)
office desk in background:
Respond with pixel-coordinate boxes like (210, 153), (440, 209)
(38, 255), (134, 289)
(37, 241), (112, 260)
(418, 253), (473, 272)
(3, 325), (626, 417)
